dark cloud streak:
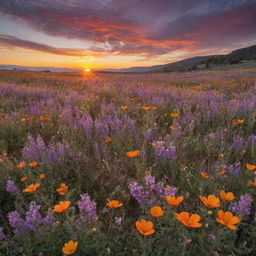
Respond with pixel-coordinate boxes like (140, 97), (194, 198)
(0, 34), (101, 57)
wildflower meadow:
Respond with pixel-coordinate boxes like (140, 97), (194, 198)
(0, 69), (256, 255)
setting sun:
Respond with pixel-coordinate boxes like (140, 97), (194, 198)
(85, 68), (91, 72)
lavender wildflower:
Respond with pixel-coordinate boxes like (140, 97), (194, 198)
(129, 181), (150, 204)
(231, 137), (244, 150)
(145, 128), (154, 143)
(225, 162), (241, 175)
(78, 194), (97, 221)
(248, 135), (256, 145)
(43, 211), (55, 226)
(144, 174), (156, 190)
(6, 180), (18, 194)
(253, 214), (256, 224)
(164, 186), (177, 196)
(0, 227), (5, 240)
(153, 140), (176, 161)
(22, 134), (68, 165)
(114, 217), (122, 226)
(25, 202), (43, 231)
(8, 211), (26, 235)
(229, 194), (252, 216)
(208, 234), (216, 241)
(144, 174), (165, 197)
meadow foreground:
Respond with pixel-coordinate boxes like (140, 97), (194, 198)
(0, 69), (256, 255)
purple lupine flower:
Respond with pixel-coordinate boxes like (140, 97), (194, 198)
(164, 186), (177, 196)
(43, 211), (55, 226)
(144, 174), (165, 197)
(153, 140), (176, 161)
(188, 119), (195, 132)
(114, 217), (122, 226)
(8, 211), (26, 235)
(8, 203), (55, 236)
(76, 114), (94, 135)
(25, 202), (43, 231)
(78, 194), (97, 221)
(229, 194), (252, 216)
(6, 180), (18, 194)
(231, 137), (244, 150)
(225, 162), (241, 175)
(94, 119), (109, 137)
(145, 128), (154, 143)
(0, 227), (5, 240)
(94, 143), (102, 160)
(208, 234), (216, 241)
(129, 181), (150, 204)
(253, 214), (256, 224)
(144, 174), (156, 190)
(22, 134), (68, 165)
(248, 135), (256, 145)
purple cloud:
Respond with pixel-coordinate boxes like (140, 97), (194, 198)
(0, 0), (255, 57)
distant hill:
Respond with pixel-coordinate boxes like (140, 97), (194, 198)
(101, 56), (211, 73)
(0, 65), (81, 73)
(1, 45), (255, 73)
(201, 45), (256, 68)
(110, 45), (256, 73)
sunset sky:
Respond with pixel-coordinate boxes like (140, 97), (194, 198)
(0, 0), (255, 69)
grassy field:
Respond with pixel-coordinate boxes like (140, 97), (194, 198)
(0, 69), (256, 255)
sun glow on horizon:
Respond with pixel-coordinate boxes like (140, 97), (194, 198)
(84, 68), (91, 72)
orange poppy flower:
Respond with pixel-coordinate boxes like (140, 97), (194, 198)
(219, 190), (235, 201)
(39, 116), (51, 121)
(201, 172), (209, 179)
(216, 210), (240, 230)
(248, 180), (256, 187)
(39, 173), (46, 179)
(0, 114), (7, 119)
(126, 150), (140, 158)
(151, 142), (157, 148)
(169, 125), (177, 130)
(16, 162), (26, 168)
(62, 240), (78, 255)
(56, 183), (68, 195)
(170, 113), (180, 118)
(53, 201), (70, 213)
(199, 195), (220, 208)
(20, 118), (27, 122)
(120, 106), (127, 110)
(246, 163), (256, 171)
(135, 219), (155, 236)
(28, 161), (38, 167)
(150, 206), (164, 218)
(105, 136), (112, 143)
(175, 212), (202, 228)
(166, 196), (184, 207)
(152, 106), (157, 110)
(141, 106), (150, 110)
(106, 199), (123, 208)
(21, 176), (28, 182)
(23, 183), (40, 193)
(192, 85), (202, 90)
(218, 170), (225, 175)
(27, 116), (33, 120)
(145, 170), (151, 175)
(232, 119), (244, 125)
